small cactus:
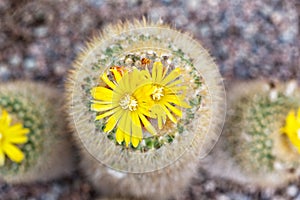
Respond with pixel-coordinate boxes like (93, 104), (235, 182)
(203, 80), (300, 188)
(66, 19), (225, 199)
(0, 81), (74, 183)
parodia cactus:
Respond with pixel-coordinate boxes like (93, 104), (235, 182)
(0, 81), (73, 183)
(66, 19), (225, 199)
(203, 80), (300, 188)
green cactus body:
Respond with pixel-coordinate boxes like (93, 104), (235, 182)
(66, 20), (225, 199)
(203, 81), (300, 187)
(0, 81), (74, 183)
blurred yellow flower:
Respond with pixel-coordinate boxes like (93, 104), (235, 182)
(145, 61), (191, 129)
(91, 68), (156, 147)
(0, 109), (29, 166)
(281, 108), (300, 153)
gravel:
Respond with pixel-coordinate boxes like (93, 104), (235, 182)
(0, 0), (299, 199)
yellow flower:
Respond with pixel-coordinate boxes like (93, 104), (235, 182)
(0, 109), (29, 166)
(145, 61), (191, 129)
(281, 108), (300, 153)
(91, 68), (156, 147)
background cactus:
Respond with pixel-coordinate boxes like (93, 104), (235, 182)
(0, 81), (74, 183)
(202, 80), (300, 188)
(66, 19), (225, 199)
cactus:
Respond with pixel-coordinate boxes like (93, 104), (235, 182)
(202, 80), (300, 188)
(0, 81), (74, 183)
(66, 19), (225, 199)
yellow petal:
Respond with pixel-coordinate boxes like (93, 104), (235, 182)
(116, 128), (124, 144)
(152, 62), (158, 81)
(3, 143), (24, 163)
(131, 136), (141, 148)
(166, 79), (183, 88)
(165, 102), (182, 117)
(118, 111), (131, 136)
(155, 62), (164, 82)
(104, 109), (123, 132)
(161, 104), (177, 124)
(91, 87), (113, 101)
(150, 104), (166, 129)
(152, 61), (164, 82)
(8, 126), (30, 136)
(0, 110), (11, 126)
(7, 136), (28, 144)
(124, 133), (130, 147)
(297, 108), (300, 124)
(0, 149), (4, 166)
(163, 95), (182, 106)
(95, 107), (120, 120)
(91, 103), (115, 112)
(167, 85), (187, 92)
(285, 110), (297, 133)
(129, 69), (140, 90)
(101, 72), (116, 89)
(131, 112), (143, 140)
(157, 115), (163, 129)
(7, 123), (24, 132)
(138, 113), (157, 135)
(161, 68), (181, 86)
(110, 68), (122, 83)
(115, 71), (130, 94)
(140, 69), (151, 79)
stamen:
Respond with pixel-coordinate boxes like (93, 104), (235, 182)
(152, 86), (164, 101)
(120, 94), (138, 111)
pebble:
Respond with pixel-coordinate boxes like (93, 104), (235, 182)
(286, 185), (298, 197)
(227, 192), (251, 200)
(9, 54), (22, 67)
(295, 193), (300, 200)
(262, 188), (275, 199)
(106, 168), (126, 179)
(40, 184), (63, 200)
(216, 194), (231, 200)
(200, 25), (211, 37)
(280, 27), (297, 43)
(272, 196), (286, 200)
(53, 63), (66, 76)
(204, 180), (216, 192)
(0, 64), (10, 79)
(0, 0), (299, 199)
(34, 26), (48, 38)
(24, 57), (37, 70)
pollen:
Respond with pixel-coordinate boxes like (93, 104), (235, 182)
(120, 94), (138, 111)
(151, 86), (164, 101)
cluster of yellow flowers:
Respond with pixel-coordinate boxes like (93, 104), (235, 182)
(91, 61), (190, 147)
(0, 109), (29, 166)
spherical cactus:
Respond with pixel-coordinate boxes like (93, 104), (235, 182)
(202, 80), (300, 188)
(0, 81), (74, 183)
(66, 19), (225, 199)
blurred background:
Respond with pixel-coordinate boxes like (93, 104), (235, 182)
(0, 0), (299, 199)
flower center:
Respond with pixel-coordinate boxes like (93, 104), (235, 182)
(152, 86), (164, 101)
(120, 94), (138, 111)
